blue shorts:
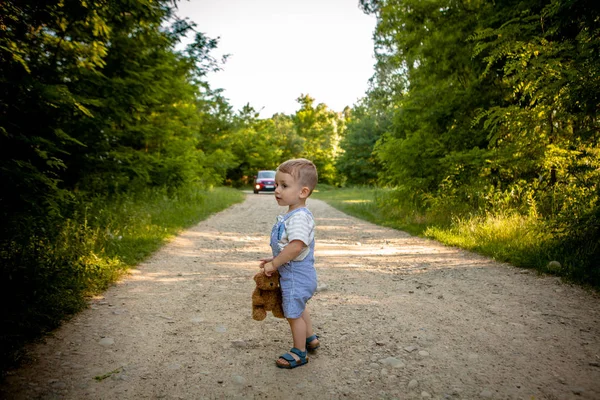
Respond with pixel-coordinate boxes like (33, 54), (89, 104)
(279, 261), (317, 319)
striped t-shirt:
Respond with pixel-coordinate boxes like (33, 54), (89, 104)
(277, 209), (315, 261)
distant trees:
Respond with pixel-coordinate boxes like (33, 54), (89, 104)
(336, 98), (388, 185)
(224, 95), (344, 185)
(293, 94), (342, 184)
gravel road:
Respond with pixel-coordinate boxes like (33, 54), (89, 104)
(2, 193), (599, 399)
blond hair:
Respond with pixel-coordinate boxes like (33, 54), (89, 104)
(277, 158), (318, 194)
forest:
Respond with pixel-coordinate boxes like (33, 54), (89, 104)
(1, 0), (598, 371)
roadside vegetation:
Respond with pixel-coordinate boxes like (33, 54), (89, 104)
(314, 186), (598, 290)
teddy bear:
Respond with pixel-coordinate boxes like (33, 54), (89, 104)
(252, 270), (285, 321)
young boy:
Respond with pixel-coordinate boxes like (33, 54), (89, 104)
(260, 158), (320, 369)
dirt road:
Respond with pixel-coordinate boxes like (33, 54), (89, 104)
(2, 194), (599, 399)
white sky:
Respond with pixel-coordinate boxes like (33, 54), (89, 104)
(174, 0), (376, 118)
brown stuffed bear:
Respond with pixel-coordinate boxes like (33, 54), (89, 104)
(252, 271), (285, 321)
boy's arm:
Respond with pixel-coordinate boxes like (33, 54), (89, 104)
(262, 240), (305, 276)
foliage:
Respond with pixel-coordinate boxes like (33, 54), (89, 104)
(336, 99), (389, 185)
(357, 0), (599, 285)
(317, 186), (599, 289)
(293, 94), (344, 185)
(0, 0), (242, 374)
(225, 96), (345, 187)
(0, 0), (233, 222)
(226, 108), (299, 185)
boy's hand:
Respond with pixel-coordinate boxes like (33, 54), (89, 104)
(262, 261), (276, 277)
(259, 257), (275, 276)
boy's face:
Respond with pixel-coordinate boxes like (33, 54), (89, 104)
(274, 171), (310, 210)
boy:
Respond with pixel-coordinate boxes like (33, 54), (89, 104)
(260, 158), (320, 368)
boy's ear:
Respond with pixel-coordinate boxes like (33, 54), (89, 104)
(299, 186), (311, 199)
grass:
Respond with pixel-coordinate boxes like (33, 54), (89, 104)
(313, 186), (598, 289)
(91, 186), (245, 271)
(312, 185), (428, 235)
(424, 212), (553, 268)
(313, 186), (380, 222)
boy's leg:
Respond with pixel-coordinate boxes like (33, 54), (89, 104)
(288, 317), (307, 351)
(302, 308), (315, 340)
(302, 308), (320, 348)
(276, 317), (307, 367)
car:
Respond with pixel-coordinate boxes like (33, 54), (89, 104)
(253, 170), (276, 194)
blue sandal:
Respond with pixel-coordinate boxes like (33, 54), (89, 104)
(276, 347), (308, 369)
(306, 334), (320, 352)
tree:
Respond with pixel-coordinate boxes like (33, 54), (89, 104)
(293, 94), (342, 184)
(472, 0), (600, 210)
(471, 0), (600, 281)
(337, 100), (388, 185)
(360, 0), (599, 282)
(0, 0), (114, 233)
(361, 0), (501, 198)
(0, 0), (237, 367)
(227, 105), (284, 184)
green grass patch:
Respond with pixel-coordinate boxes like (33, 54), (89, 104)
(313, 186), (429, 235)
(313, 186), (384, 227)
(313, 186), (598, 289)
(424, 212), (553, 268)
(91, 186), (245, 271)
(94, 366), (124, 381)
